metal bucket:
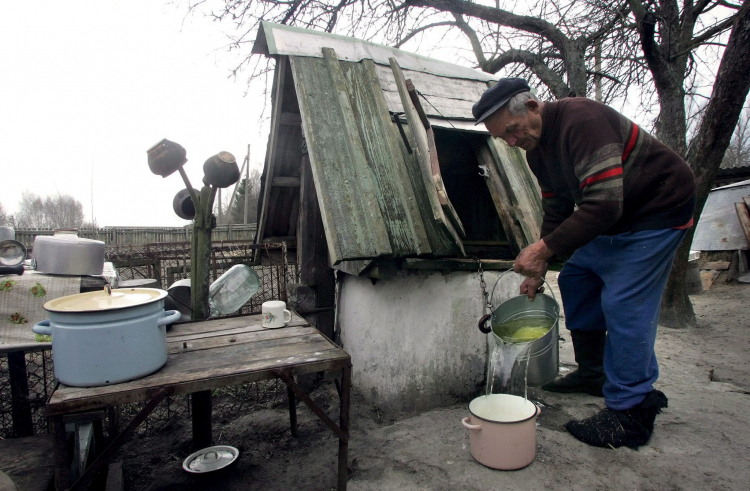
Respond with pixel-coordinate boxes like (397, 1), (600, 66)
(478, 273), (560, 387)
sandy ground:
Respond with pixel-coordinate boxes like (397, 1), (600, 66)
(118, 276), (750, 491)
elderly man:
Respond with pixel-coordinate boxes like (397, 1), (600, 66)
(473, 78), (695, 449)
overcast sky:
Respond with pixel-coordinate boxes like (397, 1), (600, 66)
(0, 1), (270, 227)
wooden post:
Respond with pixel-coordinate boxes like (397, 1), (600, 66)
(338, 366), (351, 491)
(172, 174), (218, 452)
(190, 185), (215, 320)
(287, 383), (298, 437)
(52, 415), (73, 491)
(244, 144), (250, 224)
(188, 186), (215, 450)
(297, 152), (336, 340)
(191, 391), (212, 450)
(7, 351), (34, 438)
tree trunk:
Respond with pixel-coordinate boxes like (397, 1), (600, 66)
(654, 88), (688, 157)
(659, 1), (750, 328)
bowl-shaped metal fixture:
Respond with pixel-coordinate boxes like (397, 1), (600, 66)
(173, 188), (196, 220)
(202, 151), (240, 188)
(147, 139), (187, 178)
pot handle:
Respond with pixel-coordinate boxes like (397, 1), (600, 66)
(461, 417), (481, 431)
(32, 320), (52, 336)
(477, 314), (492, 334)
(157, 310), (182, 327)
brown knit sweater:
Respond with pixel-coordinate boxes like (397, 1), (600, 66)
(526, 98), (696, 257)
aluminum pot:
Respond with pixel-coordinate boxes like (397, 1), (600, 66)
(32, 288), (181, 387)
(32, 235), (105, 276)
(461, 394), (540, 470)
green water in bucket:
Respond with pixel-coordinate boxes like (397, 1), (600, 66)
(493, 316), (555, 344)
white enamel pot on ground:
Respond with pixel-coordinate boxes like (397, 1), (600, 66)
(461, 394), (540, 470)
(33, 288), (181, 387)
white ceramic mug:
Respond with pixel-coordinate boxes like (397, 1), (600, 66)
(262, 301), (292, 328)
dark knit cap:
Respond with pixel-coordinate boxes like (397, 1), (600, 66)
(472, 77), (531, 124)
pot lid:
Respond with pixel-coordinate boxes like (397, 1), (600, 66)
(182, 446), (239, 474)
(44, 287), (168, 313)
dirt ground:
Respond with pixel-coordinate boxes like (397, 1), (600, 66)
(117, 276), (750, 491)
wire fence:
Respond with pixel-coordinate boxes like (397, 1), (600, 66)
(106, 240), (297, 314)
(0, 241), (300, 439)
(0, 349), (55, 439)
(14, 225), (257, 249)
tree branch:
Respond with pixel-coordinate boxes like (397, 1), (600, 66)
(394, 21), (457, 48)
(586, 69), (623, 85)
(452, 14), (486, 64)
(583, 1), (632, 45)
(482, 49), (572, 99)
(404, 0), (571, 52)
(689, 15), (738, 47)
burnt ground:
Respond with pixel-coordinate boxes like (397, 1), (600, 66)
(116, 277), (750, 491)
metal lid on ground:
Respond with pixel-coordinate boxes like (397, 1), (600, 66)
(182, 446), (239, 474)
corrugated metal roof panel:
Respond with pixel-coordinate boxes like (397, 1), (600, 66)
(253, 21), (497, 83)
(691, 181), (750, 251)
(720, 157), (750, 170)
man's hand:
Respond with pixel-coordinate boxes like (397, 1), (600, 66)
(514, 239), (553, 300)
(520, 277), (545, 300)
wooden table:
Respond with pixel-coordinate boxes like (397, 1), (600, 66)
(46, 313), (352, 491)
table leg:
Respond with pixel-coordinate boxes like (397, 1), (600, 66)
(51, 415), (73, 491)
(287, 383), (298, 437)
(338, 366), (351, 491)
(191, 390), (212, 450)
(8, 351), (34, 438)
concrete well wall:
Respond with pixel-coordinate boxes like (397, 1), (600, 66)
(338, 269), (507, 412)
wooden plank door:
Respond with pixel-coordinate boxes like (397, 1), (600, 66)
(388, 58), (466, 256)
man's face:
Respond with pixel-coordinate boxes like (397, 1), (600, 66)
(483, 100), (543, 151)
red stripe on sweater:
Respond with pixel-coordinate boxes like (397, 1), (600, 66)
(622, 123), (639, 163)
(579, 167), (623, 189)
(542, 191), (556, 198)
(673, 217), (694, 229)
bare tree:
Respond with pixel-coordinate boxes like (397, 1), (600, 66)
(228, 169), (262, 224)
(0, 202), (9, 226)
(15, 192), (85, 229)
(187, 0), (750, 326)
(212, 169), (262, 224)
(721, 106), (750, 171)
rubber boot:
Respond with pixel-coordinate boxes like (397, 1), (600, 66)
(565, 389), (669, 449)
(542, 329), (606, 396)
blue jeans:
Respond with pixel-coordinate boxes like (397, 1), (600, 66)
(557, 228), (688, 410)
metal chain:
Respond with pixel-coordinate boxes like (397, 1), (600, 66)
(476, 258), (493, 315)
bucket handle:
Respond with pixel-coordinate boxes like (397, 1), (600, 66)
(479, 270), (559, 336)
(491, 269), (559, 308)
(461, 417), (481, 431)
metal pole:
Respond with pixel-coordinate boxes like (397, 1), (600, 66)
(244, 144), (250, 224)
(217, 188), (222, 225)
(226, 155), (247, 221)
